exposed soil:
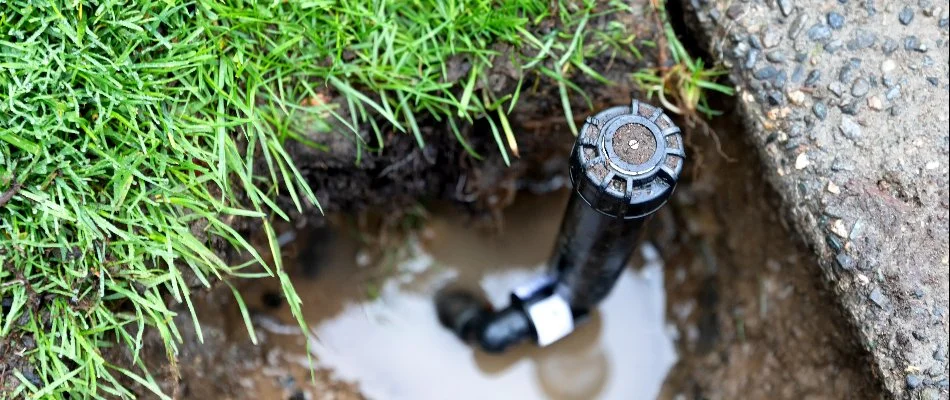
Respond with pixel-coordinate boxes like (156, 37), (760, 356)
(655, 110), (878, 399)
(113, 105), (882, 400)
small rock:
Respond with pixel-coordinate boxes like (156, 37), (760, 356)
(848, 30), (878, 50)
(763, 27), (782, 48)
(925, 161), (939, 169)
(883, 37), (899, 55)
(732, 41), (750, 58)
(789, 14), (809, 39)
(795, 153), (810, 169)
(807, 24), (833, 42)
(831, 219), (849, 237)
(857, 274), (871, 285)
(891, 105), (903, 116)
(825, 39), (845, 53)
(836, 253), (855, 270)
(924, 5), (939, 17)
(883, 74), (900, 87)
(899, 6), (915, 25)
(840, 117), (863, 139)
(727, 4), (745, 19)
(805, 70), (821, 86)
(885, 86), (901, 100)
(774, 70), (788, 87)
(827, 181), (841, 194)
(778, 0), (794, 17)
(904, 35), (922, 51)
(869, 288), (888, 308)
(795, 52), (807, 63)
(745, 49), (760, 69)
(926, 77), (939, 86)
(754, 66), (779, 80)
(788, 90), (806, 104)
(749, 35), (764, 50)
(839, 63), (858, 83)
(813, 101), (828, 120)
(941, 17), (949, 28)
(827, 12), (845, 29)
(768, 91), (785, 106)
(792, 65), (805, 82)
(907, 374), (924, 389)
(851, 78), (871, 96)
(868, 96), (884, 110)
(881, 59), (897, 73)
(766, 50), (787, 63)
(829, 81), (846, 97)
(841, 100), (862, 115)
(912, 331), (927, 341)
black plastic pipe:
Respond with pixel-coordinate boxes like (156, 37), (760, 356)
(436, 98), (685, 353)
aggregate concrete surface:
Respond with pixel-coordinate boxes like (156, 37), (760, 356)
(684, 0), (949, 397)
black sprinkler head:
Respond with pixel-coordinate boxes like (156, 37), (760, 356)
(436, 98), (684, 353)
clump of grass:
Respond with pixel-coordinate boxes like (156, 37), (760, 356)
(0, 0), (619, 398)
(633, 0), (734, 118)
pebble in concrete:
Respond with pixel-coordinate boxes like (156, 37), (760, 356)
(827, 12), (845, 29)
(807, 23), (833, 42)
(852, 78), (871, 96)
(840, 116), (863, 139)
(813, 102), (828, 120)
(899, 6), (915, 25)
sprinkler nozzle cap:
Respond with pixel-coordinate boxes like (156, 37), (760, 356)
(570, 99), (684, 219)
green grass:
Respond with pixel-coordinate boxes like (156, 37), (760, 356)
(633, 0), (734, 118)
(0, 0), (634, 398)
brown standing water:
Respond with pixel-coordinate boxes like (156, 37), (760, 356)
(231, 190), (676, 400)
(145, 113), (876, 400)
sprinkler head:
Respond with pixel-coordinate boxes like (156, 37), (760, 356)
(572, 99), (684, 219)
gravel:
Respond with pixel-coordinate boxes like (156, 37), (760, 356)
(852, 78), (871, 96)
(754, 65), (779, 80)
(883, 37), (900, 55)
(841, 99), (862, 115)
(825, 39), (845, 53)
(805, 70), (821, 86)
(778, 0), (794, 17)
(848, 30), (878, 50)
(839, 116), (863, 139)
(899, 6), (915, 25)
(789, 14), (809, 39)
(828, 12), (845, 29)
(881, 59), (896, 73)
(886, 86), (901, 100)
(870, 287), (888, 308)
(766, 50), (787, 63)
(906, 374), (924, 389)
(745, 49), (760, 69)
(904, 35), (923, 51)
(807, 23), (833, 42)
(813, 101), (828, 120)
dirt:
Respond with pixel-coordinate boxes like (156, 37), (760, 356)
(612, 124), (657, 165)
(114, 103), (883, 400)
(656, 110), (879, 399)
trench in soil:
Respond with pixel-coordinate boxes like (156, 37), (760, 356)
(149, 109), (877, 400)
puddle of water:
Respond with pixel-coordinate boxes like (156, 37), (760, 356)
(245, 191), (676, 400)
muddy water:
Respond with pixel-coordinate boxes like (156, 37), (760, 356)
(237, 190), (676, 400)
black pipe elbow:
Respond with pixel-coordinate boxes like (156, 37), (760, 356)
(435, 98), (684, 353)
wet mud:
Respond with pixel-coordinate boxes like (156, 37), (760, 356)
(138, 111), (878, 400)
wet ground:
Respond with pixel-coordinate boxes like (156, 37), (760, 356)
(144, 112), (878, 400)
(214, 191), (676, 400)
